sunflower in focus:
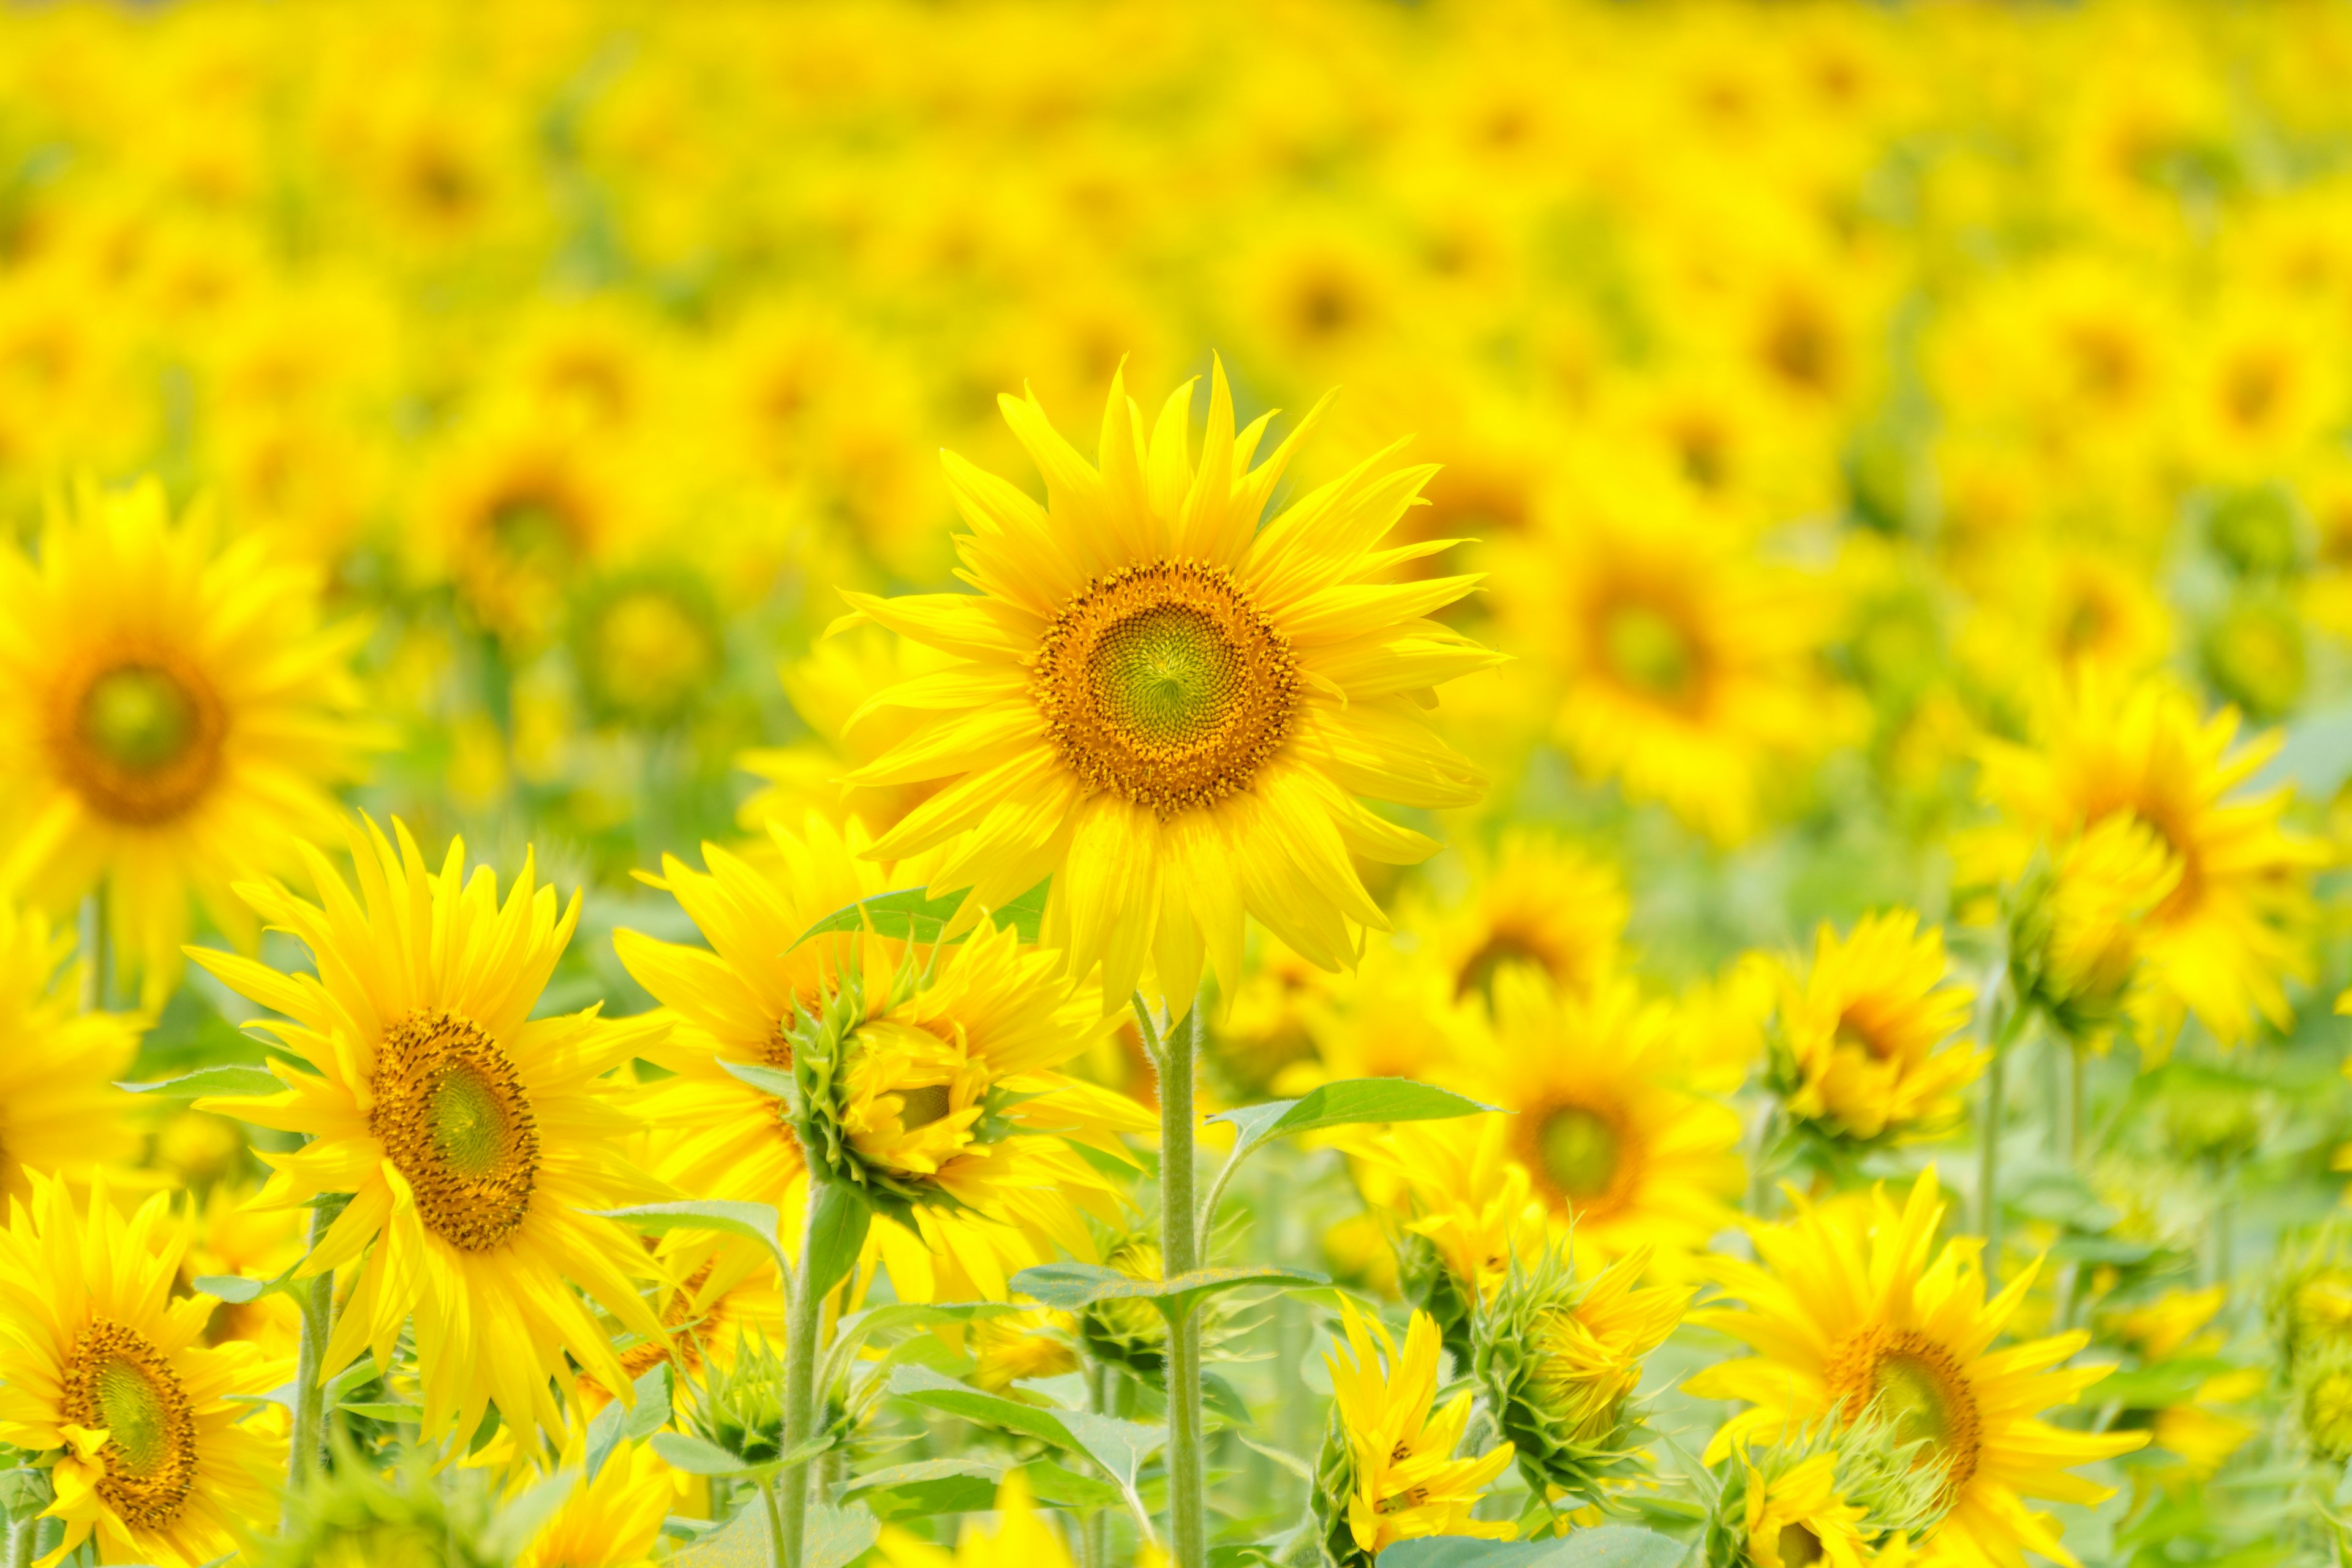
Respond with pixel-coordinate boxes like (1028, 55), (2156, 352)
(841, 363), (1497, 1008)
(0, 478), (372, 1005)
(1398, 829), (1627, 1011)
(1966, 670), (2323, 1050)
(0, 898), (141, 1199)
(1773, 911), (1985, 1144)
(1493, 475), (1853, 845)
(0, 1175), (284, 1568)
(1313, 1303), (1516, 1566)
(192, 817), (669, 1451)
(1687, 1170), (2146, 1567)
(1452, 970), (1743, 1267)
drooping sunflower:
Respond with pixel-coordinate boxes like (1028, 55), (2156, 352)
(617, 812), (1152, 1302)
(191, 816), (670, 1451)
(1396, 828), (1628, 1011)
(1314, 1302), (1517, 1566)
(1964, 669), (2324, 1052)
(1686, 1170), (2146, 1568)
(1450, 969), (1744, 1267)
(0, 478), (374, 1005)
(1773, 911), (1986, 1145)
(0, 897), (142, 1199)
(0, 1174), (284, 1568)
(840, 362), (1498, 1008)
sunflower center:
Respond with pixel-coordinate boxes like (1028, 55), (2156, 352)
(369, 1010), (540, 1253)
(1599, 603), (1695, 703)
(1035, 560), (1301, 816)
(1776, 1524), (1826, 1567)
(61, 1319), (198, 1529)
(1534, 1105), (1625, 1207)
(896, 1082), (955, 1131)
(1824, 1324), (1982, 1493)
(54, 657), (227, 825)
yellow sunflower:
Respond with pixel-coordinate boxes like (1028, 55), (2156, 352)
(0, 897), (142, 1199)
(1451, 969), (1744, 1267)
(0, 478), (373, 1006)
(1687, 1171), (2146, 1568)
(839, 362), (1497, 1008)
(1493, 473), (1856, 845)
(0, 1174), (284, 1568)
(1741, 1452), (1874, 1568)
(512, 1431), (679, 1568)
(1397, 829), (1627, 1011)
(1316, 1303), (1517, 1566)
(1774, 911), (1986, 1144)
(190, 816), (670, 1452)
(1964, 669), (2324, 1052)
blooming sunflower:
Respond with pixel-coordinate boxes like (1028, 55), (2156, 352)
(190, 816), (670, 1451)
(1451, 969), (1744, 1267)
(0, 1174), (284, 1568)
(617, 813), (1152, 1302)
(840, 362), (1497, 1008)
(0, 478), (373, 1005)
(1964, 669), (2324, 1052)
(1686, 1170), (2146, 1567)
(1398, 829), (1627, 1010)
(511, 1431), (679, 1568)
(0, 897), (142, 1200)
(1313, 1303), (1517, 1566)
(1773, 911), (1986, 1144)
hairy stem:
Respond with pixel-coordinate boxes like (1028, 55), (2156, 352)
(287, 1195), (348, 1514)
(1158, 996), (1206, 1568)
(778, 1188), (826, 1568)
(6, 1512), (33, 1568)
(756, 1471), (787, 1568)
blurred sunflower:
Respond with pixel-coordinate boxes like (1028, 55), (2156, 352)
(1773, 911), (1985, 1145)
(842, 363), (1496, 1006)
(1397, 829), (1627, 1011)
(0, 898), (141, 1199)
(0, 478), (373, 1005)
(192, 816), (669, 1451)
(1688, 1171), (2146, 1567)
(0, 1175), (284, 1568)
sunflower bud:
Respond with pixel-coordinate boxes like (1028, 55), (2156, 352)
(1078, 1237), (1172, 1377)
(2297, 1353), (2352, 1463)
(2267, 1225), (2352, 1379)
(1471, 1243), (1684, 1509)
(1702, 1404), (1947, 1568)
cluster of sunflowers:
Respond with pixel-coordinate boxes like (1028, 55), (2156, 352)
(9, 1), (2352, 1566)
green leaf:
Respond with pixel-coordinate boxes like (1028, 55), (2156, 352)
(804, 1181), (872, 1302)
(1207, 1079), (1499, 1165)
(1023, 1458), (1125, 1512)
(590, 1201), (790, 1285)
(586, 1363), (673, 1485)
(192, 1274), (270, 1304)
(889, 1365), (1083, 1450)
(1058, 1409), (1166, 1493)
(807, 1503), (882, 1568)
(843, 1458), (1008, 1521)
(715, 1059), (797, 1100)
(649, 1431), (755, 1476)
(334, 1402), (424, 1423)
(123, 1065), (284, 1099)
(1377, 1525), (1688, 1568)
(790, 880), (1049, 951)
(1011, 1262), (1328, 1322)
(823, 1300), (1027, 1393)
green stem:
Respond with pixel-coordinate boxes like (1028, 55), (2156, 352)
(1744, 1099), (1779, 1221)
(1977, 1009), (2027, 1273)
(756, 1472), (786, 1568)
(78, 889), (107, 1014)
(1158, 996), (1206, 1568)
(6, 1512), (32, 1568)
(287, 1195), (347, 1513)
(777, 1188), (826, 1568)
(1082, 1362), (1110, 1568)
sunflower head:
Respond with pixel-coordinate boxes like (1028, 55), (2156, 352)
(2266, 1224), (2352, 1378)
(1076, 1237), (1174, 1376)
(1704, 1404), (1946, 1568)
(568, 567), (724, 729)
(1770, 910), (1983, 1147)
(1472, 1243), (1684, 1508)
(2006, 813), (2182, 1045)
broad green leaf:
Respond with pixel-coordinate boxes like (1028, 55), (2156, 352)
(1377, 1525), (1688, 1568)
(649, 1431), (755, 1476)
(192, 1274), (270, 1304)
(888, 1365), (1080, 1450)
(823, 1300), (1027, 1392)
(1208, 1079), (1499, 1164)
(844, 1458), (1007, 1521)
(592, 1201), (790, 1285)
(715, 1060), (797, 1100)
(1023, 1458), (1125, 1512)
(791, 880), (1049, 951)
(804, 1180), (872, 1302)
(586, 1364), (673, 1484)
(1058, 1409), (1166, 1492)
(668, 1500), (769, 1567)
(334, 1402), (423, 1422)
(126, 1065), (284, 1099)
(1011, 1262), (1327, 1322)
(805, 1502), (882, 1568)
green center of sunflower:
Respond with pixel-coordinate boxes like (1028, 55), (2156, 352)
(1775, 1524), (1826, 1567)
(369, 1010), (540, 1253)
(1035, 560), (1301, 816)
(61, 1319), (197, 1529)
(56, 657), (227, 826)
(1600, 604), (1695, 702)
(895, 1082), (955, 1132)
(1825, 1324), (1981, 1493)
(1535, 1106), (1623, 1204)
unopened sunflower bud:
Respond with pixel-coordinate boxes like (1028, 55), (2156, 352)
(1702, 1404), (1947, 1568)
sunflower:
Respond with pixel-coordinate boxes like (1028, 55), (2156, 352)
(1773, 911), (1985, 1145)
(1686, 1171), (2146, 1567)
(1450, 969), (1744, 1267)
(1493, 473), (1855, 845)
(511, 1432), (679, 1568)
(736, 628), (962, 845)
(839, 363), (1497, 1008)
(0, 898), (142, 1200)
(1964, 669), (2324, 1052)
(1398, 829), (1627, 1011)
(0, 1174), (284, 1568)
(0, 478), (373, 1006)
(1313, 1302), (1517, 1566)
(190, 816), (670, 1452)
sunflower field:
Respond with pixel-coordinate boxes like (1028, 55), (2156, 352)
(7, 2), (2352, 1566)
